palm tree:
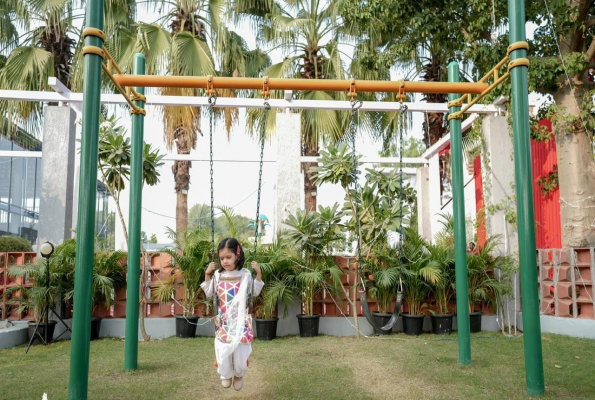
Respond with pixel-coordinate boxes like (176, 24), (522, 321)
(243, 0), (356, 212)
(0, 0), (136, 136)
(107, 0), (270, 235)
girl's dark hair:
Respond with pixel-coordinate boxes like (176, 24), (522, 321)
(217, 237), (245, 271)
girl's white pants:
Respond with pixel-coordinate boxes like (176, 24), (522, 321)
(215, 340), (252, 379)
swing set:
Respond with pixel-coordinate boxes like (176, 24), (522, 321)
(66, 1), (544, 399)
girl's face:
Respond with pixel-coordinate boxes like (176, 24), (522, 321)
(219, 247), (238, 271)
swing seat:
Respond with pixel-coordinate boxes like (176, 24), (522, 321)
(359, 290), (403, 332)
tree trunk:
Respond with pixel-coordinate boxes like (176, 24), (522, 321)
(139, 252), (151, 341)
(173, 139), (191, 235)
(422, 56), (449, 195)
(303, 129), (318, 212)
(553, 85), (595, 247)
(552, 0), (595, 247)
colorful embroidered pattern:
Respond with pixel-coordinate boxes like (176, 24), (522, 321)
(216, 278), (253, 344)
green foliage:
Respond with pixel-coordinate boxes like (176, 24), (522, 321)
(362, 244), (402, 314)
(0, 235), (33, 252)
(379, 136), (426, 159)
(312, 144), (411, 256)
(253, 237), (297, 319)
(282, 205), (346, 316)
(97, 115), (164, 194)
(149, 234), (158, 244)
(4, 259), (57, 322)
(3, 239), (126, 320)
(283, 205), (345, 263)
(400, 228), (439, 316)
(188, 203), (253, 241)
(467, 236), (514, 313)
(311, 143), (360, 189)
(153, 228), (211, 317)
(538, 165), (559, 196)
(427, 243), (455, 316)
(53, 239), (127, 312)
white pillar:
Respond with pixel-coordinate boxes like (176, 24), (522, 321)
(115, 189), (130, 251)
(482, 115), (517, 252)
(428, 154), (441, 241)
(37, 106), (77, 248)
(274, 113), (302, 238)
(416, 166), (431, 240)
(482, 115), (519, 326)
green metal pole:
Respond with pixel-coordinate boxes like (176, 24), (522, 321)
(448, 62), (471, 365)
(508, 0), (545, 395)
(68, 0), (103, 398)
(125, 54), (146, 371)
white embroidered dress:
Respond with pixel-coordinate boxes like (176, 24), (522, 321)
(201, 269), (264, 361)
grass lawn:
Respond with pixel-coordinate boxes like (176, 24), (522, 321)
(1, 332), (593, 400)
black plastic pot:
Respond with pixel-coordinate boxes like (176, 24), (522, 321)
(431, 314), (454, 335)
(402, 314), (425, 336)
(175, 315), (199, 338)
(28, 320), (57, 345)
(255, 318), (279, 341)
(470, 311), (483, 333)
(90, 317), (102, 341)
(372, 313), (393, 335)
(297, 314), (320, 337)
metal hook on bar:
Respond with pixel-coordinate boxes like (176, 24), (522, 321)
(263, 76), (270, 101)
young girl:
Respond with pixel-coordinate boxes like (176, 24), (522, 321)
(201, 237), (263, 391)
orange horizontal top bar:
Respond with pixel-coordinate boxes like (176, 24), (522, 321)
(112, 75), (488, 95)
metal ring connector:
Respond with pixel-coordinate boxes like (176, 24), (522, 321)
(263, 76), (270, 100)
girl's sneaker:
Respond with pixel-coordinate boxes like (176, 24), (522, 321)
(233, 376), (244, 391)
(221, 378), (232, 388)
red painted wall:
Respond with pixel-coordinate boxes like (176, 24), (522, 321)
(473, 118), (561, 249)
(474, 156), (486, 247)
(531, 119), (562, 249)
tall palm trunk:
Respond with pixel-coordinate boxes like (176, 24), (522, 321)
(421, 56), (448, 145)
(301, 47), (326, 212)
(303, 129), (318, 212)
(38, 24), (74, 88)
(421, 56), (449, 195)
(169, 9), (204, 235)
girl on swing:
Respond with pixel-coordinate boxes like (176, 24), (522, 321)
(201, 237), (263, 391)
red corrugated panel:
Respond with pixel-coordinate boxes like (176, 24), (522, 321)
(531, 119), (562, 249)
(474, 156), (486, 247)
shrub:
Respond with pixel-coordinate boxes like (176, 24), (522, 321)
(0, 236), (33, 252)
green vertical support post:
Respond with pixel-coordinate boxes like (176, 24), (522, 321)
(448, 62), (471, 365)
(125, 54), (146, 371)
(68, 0), (103, 398)
(508, 0), (545, 395)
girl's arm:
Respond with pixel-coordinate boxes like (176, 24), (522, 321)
(201, 262), (217, 298)
(251, 261), (264, 296)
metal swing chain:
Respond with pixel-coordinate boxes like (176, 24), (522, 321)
(249, 99), (270, 314)
(398, 108), (404, 293)
(350, 99), (364, 288)
(253, 100), (270, 258)
(209, 94), (217, 259)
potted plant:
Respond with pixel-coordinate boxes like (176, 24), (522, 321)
(400, 228), (438, 336)
(427, 242), (456, 335)
(362, 246), (401, 335)
(283, 207), (344, 337)
(90, 251), (127, 340)
(467, 237), (512, 333)
(4, 257), (63, 344)
(252, 238), (296, 340)
(152, 228), (210, 338)
(311, 146), (412, 337)
(58, 240), (127, 341)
